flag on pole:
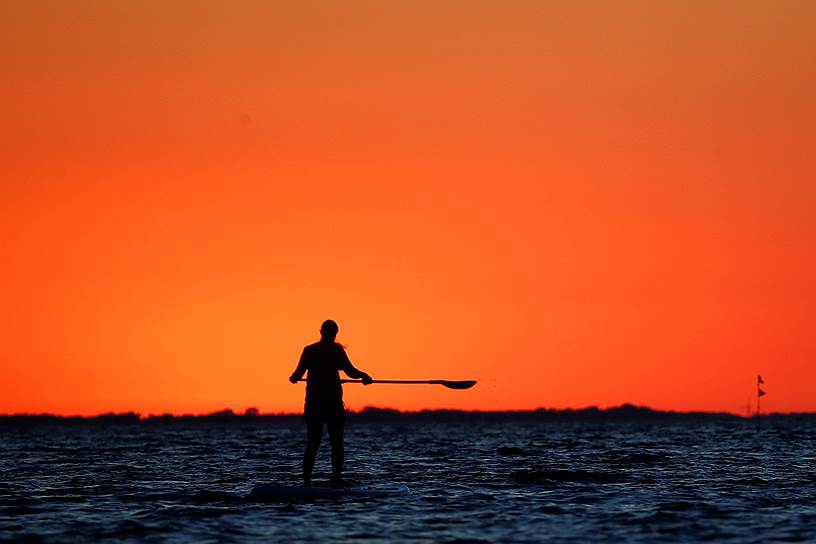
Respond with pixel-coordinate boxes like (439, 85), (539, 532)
(758, 388), (766, 397)
(757, 375), (764, 384)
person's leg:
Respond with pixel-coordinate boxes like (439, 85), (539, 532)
(303, 416), (323, 486)
(326, 410), (345, 485)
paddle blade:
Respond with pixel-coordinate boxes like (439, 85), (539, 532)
(438, 380), (477, 390)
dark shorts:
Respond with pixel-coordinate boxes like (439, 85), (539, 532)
(304, 402), (345, 446)
(303, 400), (345, 423)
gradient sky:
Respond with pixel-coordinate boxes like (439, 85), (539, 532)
(2, 1), (814, 415)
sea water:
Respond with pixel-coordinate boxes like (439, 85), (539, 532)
(1, 417), (815, 543)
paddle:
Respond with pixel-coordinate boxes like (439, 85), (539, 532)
(297, 379), (476, 390)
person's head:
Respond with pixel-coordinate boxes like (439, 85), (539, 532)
(319, 319), (339, 341)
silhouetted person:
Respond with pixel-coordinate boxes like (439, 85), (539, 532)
(289, 319), (372, 487)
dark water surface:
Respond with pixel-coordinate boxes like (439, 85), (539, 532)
(1, 418), (815, 543)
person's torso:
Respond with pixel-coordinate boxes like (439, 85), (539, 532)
(303, 341), (345, 405)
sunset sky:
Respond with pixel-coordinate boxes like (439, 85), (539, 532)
(2, 1), (814, 416)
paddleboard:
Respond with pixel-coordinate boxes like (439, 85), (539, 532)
(249, 482), (410, 500)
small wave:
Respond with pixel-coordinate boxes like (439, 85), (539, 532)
(497, 446), (526, 456)
(191, 490), (244, 503)
(0, 505), (44, 515)
(605, 451), (669, 465)
(510, 469), (623, 485)
(655, 501), (696, 512)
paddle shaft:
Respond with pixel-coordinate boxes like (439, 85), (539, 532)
(347, 379), (445, 385)
(298, 379), (449, 385)
(296, 378), (476, 389)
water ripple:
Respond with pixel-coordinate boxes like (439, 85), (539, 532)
(1, 420), (815, 542)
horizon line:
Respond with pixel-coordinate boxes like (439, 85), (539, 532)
(2, 403), (813, 420)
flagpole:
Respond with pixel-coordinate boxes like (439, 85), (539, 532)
(756, 374), (765, 433)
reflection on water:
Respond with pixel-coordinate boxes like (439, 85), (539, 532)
(1, 418), (815, 543)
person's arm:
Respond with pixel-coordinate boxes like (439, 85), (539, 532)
(339, 347), (373, 385)
(289, 349), (308, 384)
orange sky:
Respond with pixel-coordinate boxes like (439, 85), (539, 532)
(2, 1), (814, 415)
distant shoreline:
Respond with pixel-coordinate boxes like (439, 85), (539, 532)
(2, 404), (814, 424)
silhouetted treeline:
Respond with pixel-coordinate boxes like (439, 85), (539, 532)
(1, 404), (814, 426)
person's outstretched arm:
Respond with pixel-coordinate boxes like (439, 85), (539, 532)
(339, 347), (373, 384)
(289, 349), (308, 384)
